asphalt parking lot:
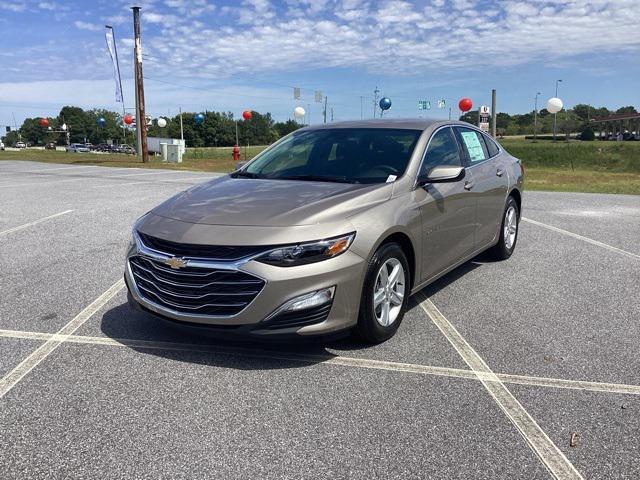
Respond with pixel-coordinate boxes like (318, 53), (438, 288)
(1, 160), (639, 479)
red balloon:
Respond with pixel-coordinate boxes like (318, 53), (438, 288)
(458, 98), (473, 112)
(242, 110), (252, 120)
(123, 114), (134, 125)
(39, 118), (49, 127)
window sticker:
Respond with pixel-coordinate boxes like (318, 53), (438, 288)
(460, 131), (485, 162)
(386, 174), (397, 183)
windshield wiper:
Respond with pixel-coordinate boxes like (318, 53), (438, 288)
(231, 170), (261, 179)
(272, 175), (358, 184)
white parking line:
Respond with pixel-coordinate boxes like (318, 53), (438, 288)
(1, 328), (638, 397)
(0, 177), (90, 188)
(418, 294), (583, 480)
(93, 181), (154, 188)
(0, 173), (215, 189)
(9, 165), (100, 173)
(92, 177), (211, 188)
(523, 217), (640, 260)
(0, 210), (74, 237)
(0, 280), (124, 399)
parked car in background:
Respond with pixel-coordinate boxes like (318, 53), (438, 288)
(45, 142), (57, 150)
(117, 144), (135, 154)
(95, 143), (111, 152)
(15, 141), (26, 149)
(66, 143), (90, 153)
(126, 119), (524, 344)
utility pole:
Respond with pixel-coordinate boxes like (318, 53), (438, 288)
(373, 86), (380, 118)
(533, 92), (541, 142)
(323, 96), (328, 123)
(491, 89), (497, 138)
(131, 6), (149, 163)
(307, 103), (311, 125)
(448, 107), (451, 120)
(331, 108), (334, 122)
(359, 96), (364, 120)
(553, 79), (562, 141)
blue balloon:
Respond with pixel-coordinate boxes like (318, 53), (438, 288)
(379, 97), (392, 111)
(96, 117), (106, 127)
(194, 113), (205, 124)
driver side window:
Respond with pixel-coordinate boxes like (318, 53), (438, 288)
(419, 127), (462, 178)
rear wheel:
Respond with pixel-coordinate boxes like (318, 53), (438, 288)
(488, 196), (519, 260)
(354, 242), (410, 344)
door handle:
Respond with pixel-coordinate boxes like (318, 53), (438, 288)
(464, 181), (474, 190)
(496, 169), (504, 177)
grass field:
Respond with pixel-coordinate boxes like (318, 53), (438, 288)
(2, 139), (639, 194)
(500, 139), (640, 195)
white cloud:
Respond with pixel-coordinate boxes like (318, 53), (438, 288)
(0, 1), (27, 12)
(74, 20), (102, 31)
(4, 0), (640, 90)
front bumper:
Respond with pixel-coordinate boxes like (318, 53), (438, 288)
(125, 243), (366, 338)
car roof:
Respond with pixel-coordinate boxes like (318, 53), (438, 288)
(298, 118), (470, 132)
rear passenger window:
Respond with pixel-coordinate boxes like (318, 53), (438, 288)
(483, 134), (500, 157)
(419, 127), (462, 177)
(457, 127), (489, 164)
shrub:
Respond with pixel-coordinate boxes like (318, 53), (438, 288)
(580, 128), (595, 141)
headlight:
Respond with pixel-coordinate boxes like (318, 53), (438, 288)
(256, 233), (355, 267)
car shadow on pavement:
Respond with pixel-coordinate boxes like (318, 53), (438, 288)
(100, 302), (341, 371)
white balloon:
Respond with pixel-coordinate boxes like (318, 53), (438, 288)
(294, 106), (306, 118)
(61, 123), (67, 131)
(546, 97), (563, 114)
(157, 117), (167, 128)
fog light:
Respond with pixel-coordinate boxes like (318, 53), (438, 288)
(266, 287), (335, 320)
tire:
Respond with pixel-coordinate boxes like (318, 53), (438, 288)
(488, 196), (519, 260)
(354, 242), (410, 344)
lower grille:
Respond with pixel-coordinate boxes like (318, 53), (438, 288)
(263, 303), (333, 330)
(129, 255), (264, 316)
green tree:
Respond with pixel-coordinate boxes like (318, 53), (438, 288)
(274, 119), (301, 137)
(616, 106), (637, 115)
(2, 130), (21, 146)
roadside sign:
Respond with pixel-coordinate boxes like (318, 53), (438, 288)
(480, 105), (490, 115)
(417, 100), (431, 110)
(479, 122), (490, 132)
(437, 99), (446, 109)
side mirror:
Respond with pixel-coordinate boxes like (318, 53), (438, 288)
(418, 165), (465, 186)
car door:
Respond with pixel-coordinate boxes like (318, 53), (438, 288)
(454, 126), (509, 248)
(414, 126), (477, 283)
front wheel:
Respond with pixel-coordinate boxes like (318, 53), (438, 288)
(354, 242), (410, 344)
(488, 196), (519, 260)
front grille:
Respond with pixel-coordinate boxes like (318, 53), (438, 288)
(129, 256), (265, 316)
(137, 231), (272, 261)
(263, 303), (333, 330)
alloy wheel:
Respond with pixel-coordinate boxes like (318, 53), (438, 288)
(373, 258), (405, 327)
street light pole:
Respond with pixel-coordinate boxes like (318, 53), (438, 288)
(553, 79), (562, 141)
(533, 92), (541, 142)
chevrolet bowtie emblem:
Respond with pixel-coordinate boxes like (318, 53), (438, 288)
(164, 257), (188, 269)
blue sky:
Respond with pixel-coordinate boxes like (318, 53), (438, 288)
(0, 0), (638, 127)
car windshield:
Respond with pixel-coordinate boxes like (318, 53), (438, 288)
(240, 128), (421, 184)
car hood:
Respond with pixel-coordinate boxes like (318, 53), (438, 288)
(151, 175), (392, 227)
